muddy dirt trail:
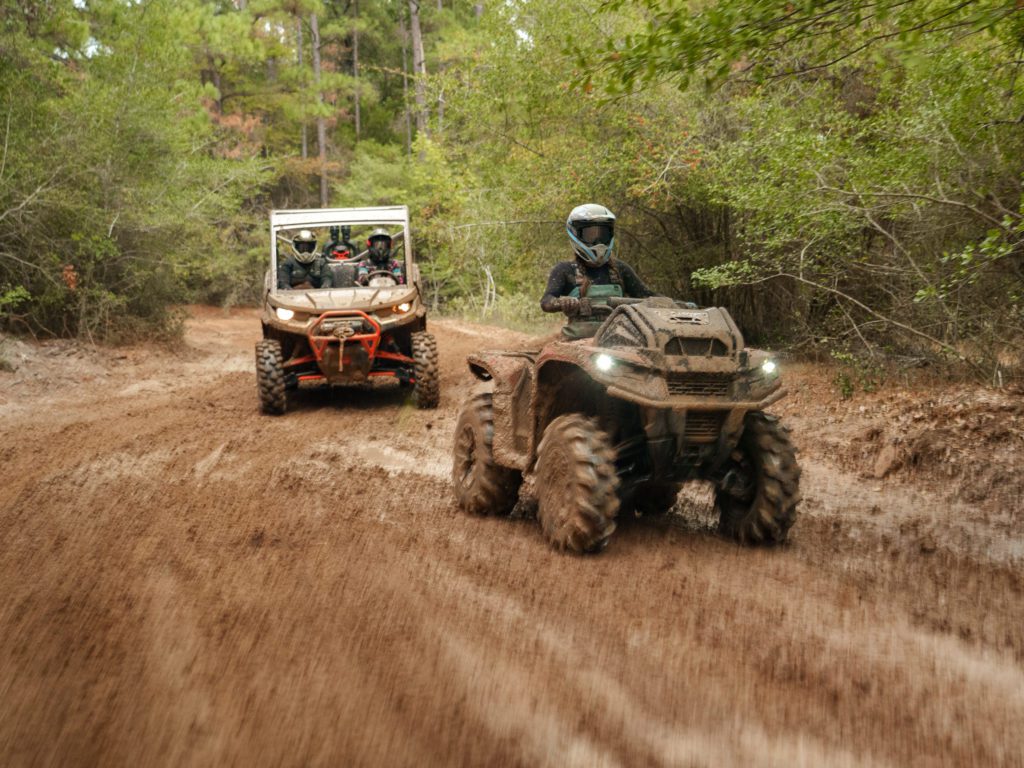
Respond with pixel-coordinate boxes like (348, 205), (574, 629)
(1, 308), (1022, 767)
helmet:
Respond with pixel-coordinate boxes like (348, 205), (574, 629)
(367, 228), (392, 263)
(292, 229), (318, 264)
(566, 204), (615, 267)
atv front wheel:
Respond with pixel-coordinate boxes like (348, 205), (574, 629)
(535, 414), (620, 553)
(715, 412), (800, 544)
(452, 388), (521, 515)
(411, 331), (440, 409)
(256, 339), (286, 415)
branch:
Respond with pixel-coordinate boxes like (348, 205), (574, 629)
(745, 271), (986, 374)
(0, 171), (61, 226)
(817, 184), (1008, 230)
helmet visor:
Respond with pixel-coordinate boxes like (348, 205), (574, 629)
(577, 223), (613, 246)
(295, 240), (316, 254)
(370, 239), (390, 257)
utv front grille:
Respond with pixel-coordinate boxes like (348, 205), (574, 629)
(684, 411), (725, 442)
(666, 373), (732, 397)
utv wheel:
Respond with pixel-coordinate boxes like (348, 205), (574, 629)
(634, 483), (681, 516)
(256, 339), (286, 415)
(716, 412), (801, 544)
(452, 388), (521, 515)
(411, 331), (440, 409)
(535, 414), (620, 553)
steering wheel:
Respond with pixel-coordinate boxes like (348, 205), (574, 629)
(362, 269), (399, 287)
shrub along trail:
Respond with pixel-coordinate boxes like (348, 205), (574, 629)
(1, 307), (1021, 767)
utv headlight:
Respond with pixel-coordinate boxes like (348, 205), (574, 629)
(394, 302), (412, 313)
(595, 353), (615, 372)
(761, 359), (777, 374)
(276, 307), (295, 321)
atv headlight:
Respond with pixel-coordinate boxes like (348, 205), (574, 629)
(595, 353), (615, 372)
(761, 359), (777, 374)
(276, 307), (295, 321)
(394, 302), (412, 313)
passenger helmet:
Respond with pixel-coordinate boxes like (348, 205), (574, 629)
(566, 204), (615, 267)
(367, 228), (392, 263)
(292, 229), (318, 264)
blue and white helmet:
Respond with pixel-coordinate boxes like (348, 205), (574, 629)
(566, 204), (616, 267)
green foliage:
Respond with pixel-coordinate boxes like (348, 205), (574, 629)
(1, 0), (1020, 380)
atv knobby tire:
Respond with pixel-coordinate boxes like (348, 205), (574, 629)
(452, 388), (521, 515)
(716, 412), (800, 544)
(535, 414), (620, 553)
(411, 331), (440, 409)
(256, 339), (286, 415)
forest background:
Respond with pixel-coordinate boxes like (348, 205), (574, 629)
(1, 0), (1022, 383)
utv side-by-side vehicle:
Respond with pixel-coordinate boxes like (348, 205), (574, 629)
(452, 297), (801, 553)
(257, 206), (439, 414)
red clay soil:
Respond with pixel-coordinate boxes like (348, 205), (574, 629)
(0, 307), (1022, 767)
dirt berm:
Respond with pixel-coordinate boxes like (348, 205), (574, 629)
(1, 307), (1022, 766)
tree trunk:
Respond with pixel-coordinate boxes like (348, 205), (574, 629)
(352, 0), (361, 140)
(474, 4), (483, 18)
(400, 10), (413, 156)
(296, 19), (307, 159)
(407, 0), (428, 138)
(310, 11), (328, 207)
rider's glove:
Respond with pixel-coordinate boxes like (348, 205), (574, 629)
(558, 297), (580, 316)
(577, 297), (593, 317)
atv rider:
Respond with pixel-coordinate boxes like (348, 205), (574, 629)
(356, 228), (405, 286)
(278, 229), (335, 290)
(541, 204), (655, 339)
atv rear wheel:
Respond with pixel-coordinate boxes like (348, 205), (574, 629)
(256, 339), (286, 415)
(715, 412), (800, 544)
(452, 388), (521, 515)
(535, 414), (620, 553)
(411, 331), (440, 409)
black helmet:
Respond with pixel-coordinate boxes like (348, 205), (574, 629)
(367, 228), (392, 263)
(566, 204), (615, 267)
(292, 229), (318, 264)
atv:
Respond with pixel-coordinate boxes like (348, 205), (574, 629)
(257, 206), (439, 414)
(451, 297), (800, 553)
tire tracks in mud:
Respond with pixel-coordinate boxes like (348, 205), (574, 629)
(0, 308), (1022, 767)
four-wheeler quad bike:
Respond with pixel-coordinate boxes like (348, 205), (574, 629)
(451, 296), (801, 553)
(256, 206), (439, 414)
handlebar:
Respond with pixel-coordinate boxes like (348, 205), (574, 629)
(603, 296), (699, 310)
(606, 296), (645, 308)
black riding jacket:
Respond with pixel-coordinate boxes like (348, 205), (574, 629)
(540, 258), (654, 312)
(277, 255), (335, 290)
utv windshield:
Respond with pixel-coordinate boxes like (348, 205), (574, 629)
(276, 207), (415, 296)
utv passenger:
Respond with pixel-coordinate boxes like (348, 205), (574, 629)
(356, 228), (405, 285)
(540, 203), (655, 339)
(278, 229), (335, 290)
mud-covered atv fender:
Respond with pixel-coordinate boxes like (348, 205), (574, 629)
(467, 351), (537, 470)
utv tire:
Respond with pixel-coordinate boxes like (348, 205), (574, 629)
(452, 388), (521, 515)
(535, 414), (620, 553)
(411, 331), (440, 409)
(256, 339), (286, 415)
(634, 483), (681, 516)
(716, 412), (800, 544)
